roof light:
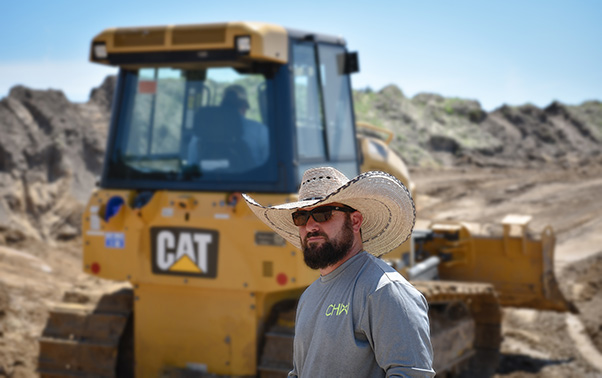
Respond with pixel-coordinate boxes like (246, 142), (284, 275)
(236, 36), (251, 54)
(93, 43), (108, 59)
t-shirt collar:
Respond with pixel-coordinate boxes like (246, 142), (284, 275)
(319, 251), (367, 283)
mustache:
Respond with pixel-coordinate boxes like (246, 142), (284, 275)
(306, 231), (327, 239)
(303, 231), (328, 244)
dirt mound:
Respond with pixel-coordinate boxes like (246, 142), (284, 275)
(496, 308), (601, 377)
(494, 253), (602, 377)
(480, 102), (602, 167)
(0, 77), (114, 243)
(562, 253), (602, 352)
(354, 85), (602, 168)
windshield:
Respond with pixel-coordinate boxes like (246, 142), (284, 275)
(104, 66), (277, 189)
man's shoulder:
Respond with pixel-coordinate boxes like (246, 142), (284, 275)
(360, 252), (403, 279)
(359, 253), (418, 295)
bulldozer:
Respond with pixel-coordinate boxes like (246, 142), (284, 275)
(37, 21), (573, 377)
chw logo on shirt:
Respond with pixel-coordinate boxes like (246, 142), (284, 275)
(325, 303), (349, 316)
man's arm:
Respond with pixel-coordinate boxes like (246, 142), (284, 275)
(362, 280), (435, 377)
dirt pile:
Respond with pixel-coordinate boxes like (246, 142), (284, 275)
(481, 101), (602, 166)
(495, 253), (602, 378)
(354, 85), (602, 168)
(0, 240), (118, 377)
(0, 77), (114, 244)
(563, 253), (602, 353)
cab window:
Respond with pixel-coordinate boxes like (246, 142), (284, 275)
(292, 43), (326, 161)
(292, 41), (358, 179)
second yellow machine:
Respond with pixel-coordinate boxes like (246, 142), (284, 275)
(38, 22), (572, 377)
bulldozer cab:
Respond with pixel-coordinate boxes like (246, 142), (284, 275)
(94, 22), (360, 194)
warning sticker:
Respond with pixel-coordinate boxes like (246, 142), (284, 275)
(105, 232), (125, 249)
(138, 81), (157, 94)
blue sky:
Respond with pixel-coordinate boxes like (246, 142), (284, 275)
(1, 0), (600, 111)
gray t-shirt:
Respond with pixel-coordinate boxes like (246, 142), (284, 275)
(289, 252), (435, 377)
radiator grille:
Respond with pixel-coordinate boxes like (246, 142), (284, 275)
(114, 29), (165, 47)
(172, 26), (227, 45)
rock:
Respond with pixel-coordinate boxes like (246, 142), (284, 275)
(429, 135), (460, 153)
(378, 84), (405, 99)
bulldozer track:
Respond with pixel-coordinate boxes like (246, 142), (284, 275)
(38, 281), (500, 377)
(38, 288), (134, 378)
(414, 281), (502, 377)
(257, 301), (296, 378)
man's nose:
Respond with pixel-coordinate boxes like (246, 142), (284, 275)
(304, 216), (321, 231)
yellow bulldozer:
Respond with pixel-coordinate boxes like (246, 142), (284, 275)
(37, 22), (573, 377)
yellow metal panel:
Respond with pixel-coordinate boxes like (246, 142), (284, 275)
(358, 135), (415, 195)
(82, 189), (141, 281)
(229, 22), (289, 63)
(134, 283), (257, 376)
(113, 28), (166, 47)
(82, 189), (319, 291)
(172, 25), (226, 45)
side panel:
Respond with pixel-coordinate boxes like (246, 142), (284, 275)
(134, 284), (257, 376)
(81, 189), (319, 376)
(82, 189), (140, 280)
(83, 190), (318, 291)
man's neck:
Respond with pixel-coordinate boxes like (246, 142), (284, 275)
(319, 246), (363, 276)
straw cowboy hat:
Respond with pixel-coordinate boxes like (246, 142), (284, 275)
(242, 166), (415, 257)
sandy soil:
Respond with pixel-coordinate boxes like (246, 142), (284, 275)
(0, 164), (601, 377)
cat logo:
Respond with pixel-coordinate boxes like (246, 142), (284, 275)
(150, 227), (219, 278)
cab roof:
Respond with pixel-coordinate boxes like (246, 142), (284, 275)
(90, 21), (346, 66)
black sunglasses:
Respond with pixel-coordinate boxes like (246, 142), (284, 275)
(292, 205), (356, 226)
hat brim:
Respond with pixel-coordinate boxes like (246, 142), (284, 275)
(243, 171), (415, 257)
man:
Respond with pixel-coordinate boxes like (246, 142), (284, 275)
(187, 84), (269, 170)
(220, 85), (269, 165)
(243, 167), (435, 377)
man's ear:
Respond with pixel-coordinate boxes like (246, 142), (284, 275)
(351, 211), (363, 233)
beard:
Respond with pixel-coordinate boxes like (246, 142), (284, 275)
(301, 216), (354, 270)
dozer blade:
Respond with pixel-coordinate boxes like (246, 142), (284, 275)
(419, 215), (575, 312)
(38, 288), (133, 377)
